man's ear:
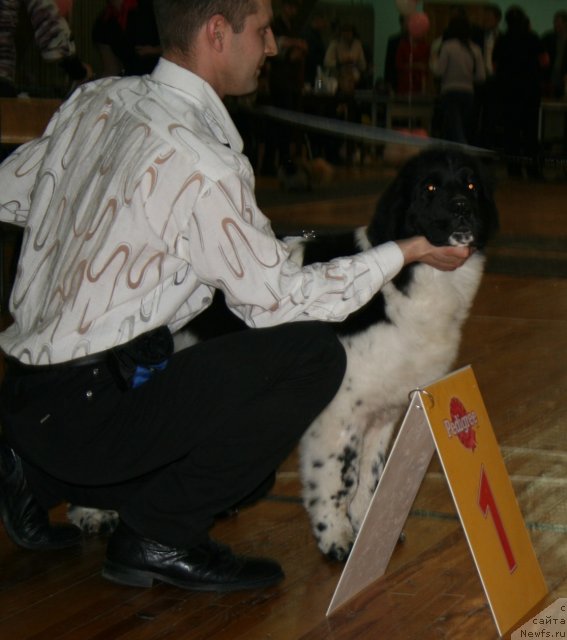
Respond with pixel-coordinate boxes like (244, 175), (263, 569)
(207, 15), (228, 51)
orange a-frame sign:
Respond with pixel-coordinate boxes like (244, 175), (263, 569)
(328, 366), (548, 636)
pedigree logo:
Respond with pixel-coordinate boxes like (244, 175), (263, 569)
(444, 397), (478, 451)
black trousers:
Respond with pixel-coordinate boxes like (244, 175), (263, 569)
(0, 322), (346, 547)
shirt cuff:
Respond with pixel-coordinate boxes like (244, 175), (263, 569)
(369, 241), (404, 283)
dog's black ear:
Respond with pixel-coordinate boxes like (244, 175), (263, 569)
(366, 164), (413, 246)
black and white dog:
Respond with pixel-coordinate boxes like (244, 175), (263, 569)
(297, 147), (498, 560)
(69, 148), (499, 560)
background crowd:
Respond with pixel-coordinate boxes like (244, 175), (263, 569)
(1, 1), (566, 178)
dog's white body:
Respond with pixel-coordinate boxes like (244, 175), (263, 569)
(299, 234), (485, 560)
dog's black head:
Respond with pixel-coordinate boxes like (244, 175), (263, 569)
(367, 148), (499, 249)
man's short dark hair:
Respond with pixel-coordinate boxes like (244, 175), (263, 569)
(153, 0), (259, 55)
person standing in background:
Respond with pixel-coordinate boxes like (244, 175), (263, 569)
(480, 3), (502, 77)
(492, 6), (548, 178)
(383, 14), (406, 96)
(431, 13), (485, 144)
(267, 0), (307, 171)
(395, 23), (429, 96)
(0, 0), (90, 97)
(476, 3), (502, 147)
(541, 10), (567, 99)
(323, 22), (367, 164)
(92, 0), (161, 78)
(302, 7), (328, 88)
(324, 22), (366, 94)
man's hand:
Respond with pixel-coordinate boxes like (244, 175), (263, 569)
(396, 237), (474, 272)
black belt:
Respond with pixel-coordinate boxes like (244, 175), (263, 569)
(5, 352), (108, 376)
(4, 327), (174, 388)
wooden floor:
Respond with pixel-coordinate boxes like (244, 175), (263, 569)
(1, 160), (567, 639)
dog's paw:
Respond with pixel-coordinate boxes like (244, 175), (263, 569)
(314, 515), (356, 562)
(67, 505), (119, 536)
(325, 539), (354, 562)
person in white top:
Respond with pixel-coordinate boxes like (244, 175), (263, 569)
(324, 22), (367, 94)
(0, 0), (472, 592)
(432, 14), (486, 144)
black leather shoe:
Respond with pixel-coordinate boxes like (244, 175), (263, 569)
(0, 439), (82, 550)
(102, 522), (284, 591)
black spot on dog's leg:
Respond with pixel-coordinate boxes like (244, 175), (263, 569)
(338, 446), (357, 478)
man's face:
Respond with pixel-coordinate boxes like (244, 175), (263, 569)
(222, 0), (277, 97)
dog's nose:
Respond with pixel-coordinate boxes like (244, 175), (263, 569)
(451, 196), (472, 217)
(451, 196), (469, 210)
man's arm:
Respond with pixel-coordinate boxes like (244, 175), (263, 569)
(186, 174), (472, 328)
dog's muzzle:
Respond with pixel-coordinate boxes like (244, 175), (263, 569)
(449, 231), (475, 246)
(448, 197), (476, 246)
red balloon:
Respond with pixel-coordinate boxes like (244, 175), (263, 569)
(408, 12), (430, 39)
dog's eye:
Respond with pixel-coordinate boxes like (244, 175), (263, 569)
(467, 182), (476, 191)
(425, 184), (437, 193)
